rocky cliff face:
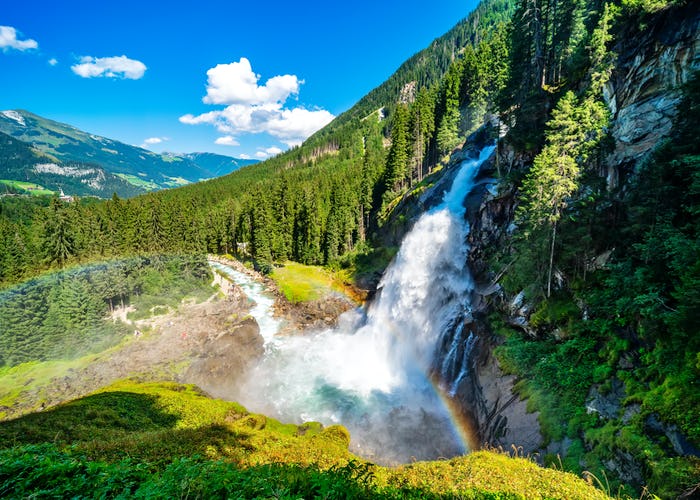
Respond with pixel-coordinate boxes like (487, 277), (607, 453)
(605, 2), (700, 188)
(449, 144), (546, 455)
(442, 1), (700, 458)
(373, 2), (699, 462)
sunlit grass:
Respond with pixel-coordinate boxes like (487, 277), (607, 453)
(0, 341), (130, 417)
(0, 380), (354, 468)
(0, 179), (55, 196)
(115, 173), (160, 190)
(0, 380), (614, 499)
(271, 261), (354, 303)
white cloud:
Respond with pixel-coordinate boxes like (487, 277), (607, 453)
(140, 136), (168, 149)
(179, 111), (220, 125)
(71, 55), (147, 79)
(215, 136), (239, 146)
(266, 107), (335, 147)
(202, 58), (301, 106)
(180, 57), (334, 151)
(144, 137), (165, 145)
(48, 58), (58, 66)
(0, 26), (38, 51)
(239, 154), (253, 160)
(255, 146), (283, 159)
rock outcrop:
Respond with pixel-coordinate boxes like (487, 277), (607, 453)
(605, 2), (700, 188)
(439, 2), (700, 459)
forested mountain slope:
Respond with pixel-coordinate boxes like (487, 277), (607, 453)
(0, 0), (516, 283)
(1, 0), (699, 496)
(0, 110), (256, 195)
(0, 130), (146, 199)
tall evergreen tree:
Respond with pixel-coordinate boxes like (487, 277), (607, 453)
(42, 199), (76, 268)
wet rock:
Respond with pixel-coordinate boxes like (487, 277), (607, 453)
(451, 332), (543, 455)
(545, 437), (573, 460)
(621, 403), (641, 425)
(604, 450), (645, 488)
(645, 414), (700, 457)
(586, 380), (625, 420)
(274, 294), (355, 334)
(184, 317), (264, 401)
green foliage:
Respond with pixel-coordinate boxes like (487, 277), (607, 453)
(0, 255), (212, 367)
(0, 444), (608, 499)
(42, 198), (76, 267)
(646, 457), (700, 499)
(528, 294), (580, 331)
(620, 0), (677, 16)
(494, 65), (700, 497)
(506, 3), (614, 297)
(494, 324), (598, 443)
(501, 0), (614, 149)
(0, 380), (612, 499)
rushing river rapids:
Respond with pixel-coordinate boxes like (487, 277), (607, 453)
(211, 145), (495, 464)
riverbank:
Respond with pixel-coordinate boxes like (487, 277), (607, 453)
(209, 255), (357, 334)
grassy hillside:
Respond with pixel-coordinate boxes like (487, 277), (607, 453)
(271, 261), (356, 303)
(0, 111), (256, 194)
(0, 130), (144, 198)
(0, 380), (611, 499)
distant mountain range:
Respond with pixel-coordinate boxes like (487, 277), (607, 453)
(0, 110), (257, 198)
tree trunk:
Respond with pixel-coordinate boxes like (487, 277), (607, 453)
(547, 221), (557, 297)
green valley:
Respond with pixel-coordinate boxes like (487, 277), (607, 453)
(0, 0), (698, 497)
(0, 111), (257, 198)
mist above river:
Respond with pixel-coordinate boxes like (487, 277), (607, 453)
(221, 146), (495, 464)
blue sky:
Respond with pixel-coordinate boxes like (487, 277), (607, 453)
(1, 0), (479, 159)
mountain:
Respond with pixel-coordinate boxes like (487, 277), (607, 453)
(314, 0), (514, 138)
(1, 0), (699, 497)
(0, 110), (256, 197)
(0, 130), (144, 198)
(175, 152), (258, 177)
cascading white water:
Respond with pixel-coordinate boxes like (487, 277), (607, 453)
(230, 145), (495, 464)
(209, 262), (281, 343)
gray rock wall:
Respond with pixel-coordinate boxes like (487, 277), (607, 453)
(605, 3), (700, 188)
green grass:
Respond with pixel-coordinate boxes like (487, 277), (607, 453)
(377, 451), (611, 499)
(0, 343), (131, 418)
(271, 261), (355, 303)
(115, 173), (160, 190)
(0, 380), (353, 468)
(0, 380), (613, 499)
(163, 176), (190, 186)
(0, 179), (55, 196)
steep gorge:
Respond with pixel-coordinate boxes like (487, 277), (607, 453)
(366, 1), (699, 494)
(421, 1), (700, 494)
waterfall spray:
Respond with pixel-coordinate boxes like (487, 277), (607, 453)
(227, 145), (495, 464)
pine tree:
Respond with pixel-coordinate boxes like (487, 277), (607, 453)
(436, 60), (464, 155)
(42, 199), (76, 268)
(383, 104), (411, 197)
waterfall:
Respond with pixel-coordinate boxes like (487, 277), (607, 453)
(232, 145), (495, 464)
